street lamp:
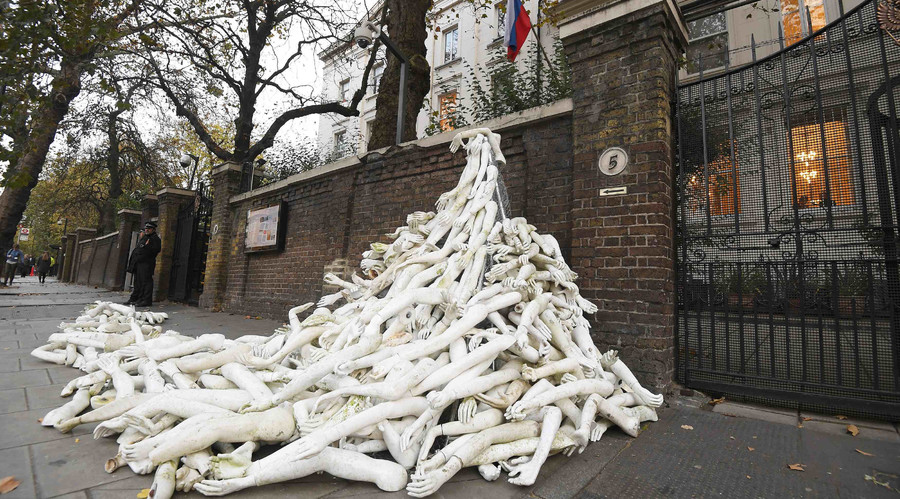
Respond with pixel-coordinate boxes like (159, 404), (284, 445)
(179, 153), (200, 191)
(354, 22), (409, 145)
(57, 217), (68, 234)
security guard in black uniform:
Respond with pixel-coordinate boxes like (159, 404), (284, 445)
(125, 221), (162, 307)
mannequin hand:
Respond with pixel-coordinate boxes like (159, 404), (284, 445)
(458, 397), (477, 424)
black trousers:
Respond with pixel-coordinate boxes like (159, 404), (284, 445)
(129, 262), (155, 305)
(38, 272), (47, 283)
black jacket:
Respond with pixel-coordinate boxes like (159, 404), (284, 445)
(128, 232), (161, 271)
(36, 257), (51, 273)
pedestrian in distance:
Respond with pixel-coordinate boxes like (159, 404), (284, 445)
(19, 253), (31, 277)
(36, 251), (52, 284)
(4, 244), (23, 286)
(125, 221), (161, 308)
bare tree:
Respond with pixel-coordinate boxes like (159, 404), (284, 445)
(141, 0), (380, 178)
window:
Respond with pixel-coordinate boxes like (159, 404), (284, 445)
(685, 12), (728, 73)
(496, 4), (506, 39)
(790, 116), (853, 209)
(340, 80), (350, 103)
(444, 26), (459, 63)
(366, 120), (375, 143)
(334, 131), (346, 155)
(687, 154), (741, 216)
(781, 0), (826, 46)
(439, 91), (457, 132)
(371, 65), (384, 93)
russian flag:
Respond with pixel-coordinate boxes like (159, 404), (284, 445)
(504, 0), (532, 62)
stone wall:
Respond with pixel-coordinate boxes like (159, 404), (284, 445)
(216, 101), (574, 319)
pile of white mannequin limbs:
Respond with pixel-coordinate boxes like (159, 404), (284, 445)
(32, 129), (662, 498)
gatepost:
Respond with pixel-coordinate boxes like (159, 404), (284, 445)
(154, 187), (197, 302)
(557, 0), (687, 391)
(199, 162), (243, 311)
(61, 232), (77, 282)
(109, 209), (142, 290)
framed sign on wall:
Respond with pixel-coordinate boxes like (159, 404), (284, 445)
(245, 201), (287, 253)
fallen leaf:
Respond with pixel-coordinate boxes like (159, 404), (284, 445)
(729, 436), (735, 440)
(709, 397), (725, 405)
(752, 435), (757, 439)
(37, 418), (42, 423)
(835, 415), (848, 420)
(137, 489), (151, 499)
(847, 425), (859, 436)
(802, 417), (812, 421)
(855, 449), (874, 456)
(0, 476), (21, 494)
(798, 424), (804, 428)
(748, 446), (755, 451)
(681, 425), (694, 430)
(746, 475), (752, 479)
(788, 463), (805, 471)
(74, 438), (79, 443)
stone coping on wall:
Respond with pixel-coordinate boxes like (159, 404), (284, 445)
(156, 186), (197, 197)
(117, 208), (142, 216)
(78, 231), (120, 246)
(229, 98), (574, 205)
(555, 0), (687, 45)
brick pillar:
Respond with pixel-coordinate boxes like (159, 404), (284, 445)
(70, 228), (97, 284)
(199, 162), (243, 311)
(558, 0), (687, 391)
(153, 187), (197, 302)
(141, 195), (158, 226)
(56, 236), (66, 278)
(61, 232), (76, 282)
(108, 209), (142, 290)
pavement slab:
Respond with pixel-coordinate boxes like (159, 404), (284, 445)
(31, 434), (130, 498)
(0, 388), (27, 414)
(25, 383), (72, 411)
(0, 446), (36, 499)
(0, 369), (51, 389)
(0, 409), (92, 451)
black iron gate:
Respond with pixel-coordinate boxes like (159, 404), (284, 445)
(169, 184), (212, 304)
(674, 0), (900, 418)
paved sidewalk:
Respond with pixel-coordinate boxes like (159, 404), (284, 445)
(1, 278), (898, 498)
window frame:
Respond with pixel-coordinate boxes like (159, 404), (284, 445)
(443, 25), (460, 64)
(787, 112), (855, 210)
(495, 4), (506, 41)
(780, 0), (828, 46)
(685, 12), (729, 74)
(339, 79), (351, 103)
(438, 90), (458, 132)
(333, 130), (347, 155)
(371, 65), (384, 94)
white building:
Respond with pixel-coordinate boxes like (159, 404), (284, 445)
(316, 0), (558, 156)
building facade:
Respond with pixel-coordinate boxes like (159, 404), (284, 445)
(316, 0), (558, 156)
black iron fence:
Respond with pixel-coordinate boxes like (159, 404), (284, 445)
(674, 0), (900, 418)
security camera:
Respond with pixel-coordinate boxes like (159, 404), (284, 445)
(354, 22), (381, 49)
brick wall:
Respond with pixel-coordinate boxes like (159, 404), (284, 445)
(562, 2), (684, 391)
(218, 105), (573, 319)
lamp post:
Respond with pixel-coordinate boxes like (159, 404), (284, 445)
(356, 22), (409, 145)
(179, 153), (200, 191)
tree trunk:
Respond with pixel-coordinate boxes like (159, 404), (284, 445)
(99, 110), (124, 234)
(0, 59), (83, 258)
(367, 0), (431, 150)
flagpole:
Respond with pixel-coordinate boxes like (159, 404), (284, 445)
(529, 24), (553, 69)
